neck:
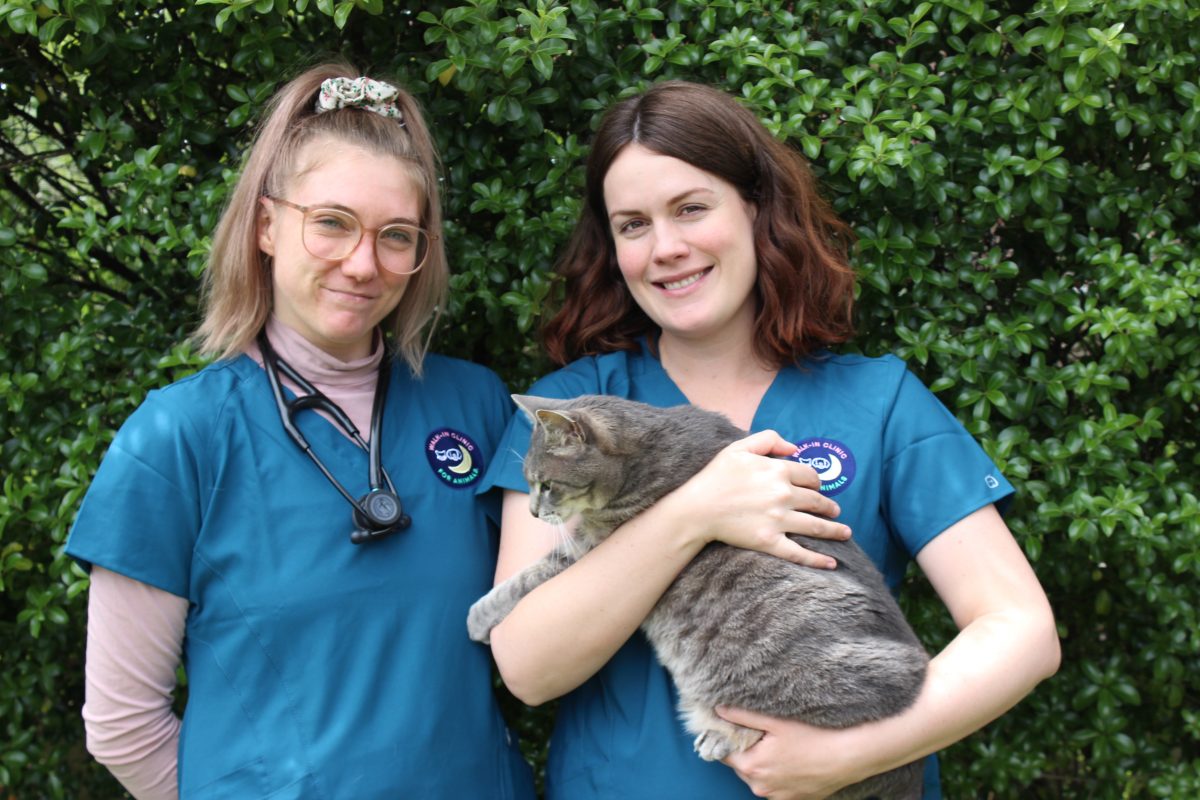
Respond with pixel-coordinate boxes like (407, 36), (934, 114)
(249, 316), (385, 440)
(657, 331), (777, 430)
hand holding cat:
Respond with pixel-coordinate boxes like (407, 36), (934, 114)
(715, 705), (866, 800)
(670, 429), (852, 570)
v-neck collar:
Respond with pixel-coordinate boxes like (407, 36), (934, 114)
(236, 350), (411, 473)
(633, 337), (800, 432)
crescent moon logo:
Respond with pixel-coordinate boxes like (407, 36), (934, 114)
(448, 447), (473, 474)
(816, 455), (842, 482)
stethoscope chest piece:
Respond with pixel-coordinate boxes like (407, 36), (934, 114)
(351, 489), (411, 544)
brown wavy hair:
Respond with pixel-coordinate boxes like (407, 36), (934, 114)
(193, 60), (447, 374)
(542, 81), (857, 368)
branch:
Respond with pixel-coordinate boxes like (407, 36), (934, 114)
(52, 273), (130, 304)
(0, 135), (89, 203)
(2, 172), (156, 295)
(0, 148), (71, 172)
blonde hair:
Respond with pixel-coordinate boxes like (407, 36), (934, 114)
(194, 61), (447, 374)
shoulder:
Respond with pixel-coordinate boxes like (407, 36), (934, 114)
(778, 352), (967, 444)
(814, 353), (957, 423)
(85, 358), (260, 512)
(527, 348), (643, 399)
(124, 357), (261, 441)
(803, 351), (908, 386)
(417, 352), (508, 400)
(412, 353), (512, 445)
(784, 351), (911, 413)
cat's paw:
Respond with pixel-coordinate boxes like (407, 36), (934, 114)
(466, 601), (495, 644)
(693, 725), (764, 761)
(694, 730), (736, 761)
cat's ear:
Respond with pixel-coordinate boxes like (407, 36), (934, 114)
(513, 394), (561, 422)
(513, 394), (600, 450)
(534, 409), (586, 447)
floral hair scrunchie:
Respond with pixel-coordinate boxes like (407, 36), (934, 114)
(315, 77), (404, 123)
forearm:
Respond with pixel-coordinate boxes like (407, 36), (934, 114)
(834, 506), (1063, 784)
(87, 722), (180, 800)
(83, 567), (186, 800)
(490, 490), (704, 705)
(840, 604), (1061, 783)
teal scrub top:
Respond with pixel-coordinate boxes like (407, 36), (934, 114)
(68, 353), (535, 799)
(479, 342), (1014, 799)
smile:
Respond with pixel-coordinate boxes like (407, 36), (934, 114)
(659, 268), (710, 291)
(324, 286), (376, 302)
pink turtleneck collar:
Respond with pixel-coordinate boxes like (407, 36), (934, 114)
(244, 317), (386, 441)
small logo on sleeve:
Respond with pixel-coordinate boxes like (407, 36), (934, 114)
(786, 438), (857, 497)
(425, 428), (484, 488)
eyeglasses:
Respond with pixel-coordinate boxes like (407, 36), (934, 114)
(267, 196), (434, 275)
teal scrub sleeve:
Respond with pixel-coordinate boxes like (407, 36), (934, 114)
(67, 390), (204, 599)
(477, 356), (606, 496)
(471, 366), (517, 525)
(880, 369), (1015, 554)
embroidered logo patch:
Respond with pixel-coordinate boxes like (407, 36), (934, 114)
(786, 438), (857, 497)
(425, 428), (484, 488)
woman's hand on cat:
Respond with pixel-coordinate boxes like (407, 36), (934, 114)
(670, 430), (851, 569)
(715, 706), (862, 799)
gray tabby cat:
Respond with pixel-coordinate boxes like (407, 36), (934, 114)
(467, 394), (929, 800)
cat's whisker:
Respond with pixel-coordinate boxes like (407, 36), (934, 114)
(551, 522), (584, 560)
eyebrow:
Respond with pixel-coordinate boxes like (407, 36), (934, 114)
(607, 187), (718, 220)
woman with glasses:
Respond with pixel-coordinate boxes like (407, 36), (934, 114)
(66, 62), (534, 799)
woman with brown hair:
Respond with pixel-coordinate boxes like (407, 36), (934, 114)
(67, 62), (534, 799)
(479, 81), (1059, 799)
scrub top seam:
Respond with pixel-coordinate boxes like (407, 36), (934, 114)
(96, 440), (188, 498)
(190, 546), (328, 796)
(881, 429), (983, 468)
(875, 358), (910, 440)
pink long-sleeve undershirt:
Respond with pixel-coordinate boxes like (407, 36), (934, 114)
(81, 319), (383, 797)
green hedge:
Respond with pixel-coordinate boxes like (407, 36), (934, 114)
(2, 0), (1197, 796)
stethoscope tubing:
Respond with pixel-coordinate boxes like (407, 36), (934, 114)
(257, 330), (398, 522)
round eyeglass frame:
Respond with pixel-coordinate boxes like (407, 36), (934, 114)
(266, 196), (435, 275)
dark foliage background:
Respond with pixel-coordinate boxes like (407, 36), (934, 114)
(1, 0), (1197, 796)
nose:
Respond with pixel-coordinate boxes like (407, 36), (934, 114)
(340, 232), (380, 281)
(651, 221), (689, 263)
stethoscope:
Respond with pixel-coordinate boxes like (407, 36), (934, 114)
(257, 330), (410, 544)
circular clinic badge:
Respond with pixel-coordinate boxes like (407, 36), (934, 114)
(425, 428), (484, 488)
(785, 438), (857, 497)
